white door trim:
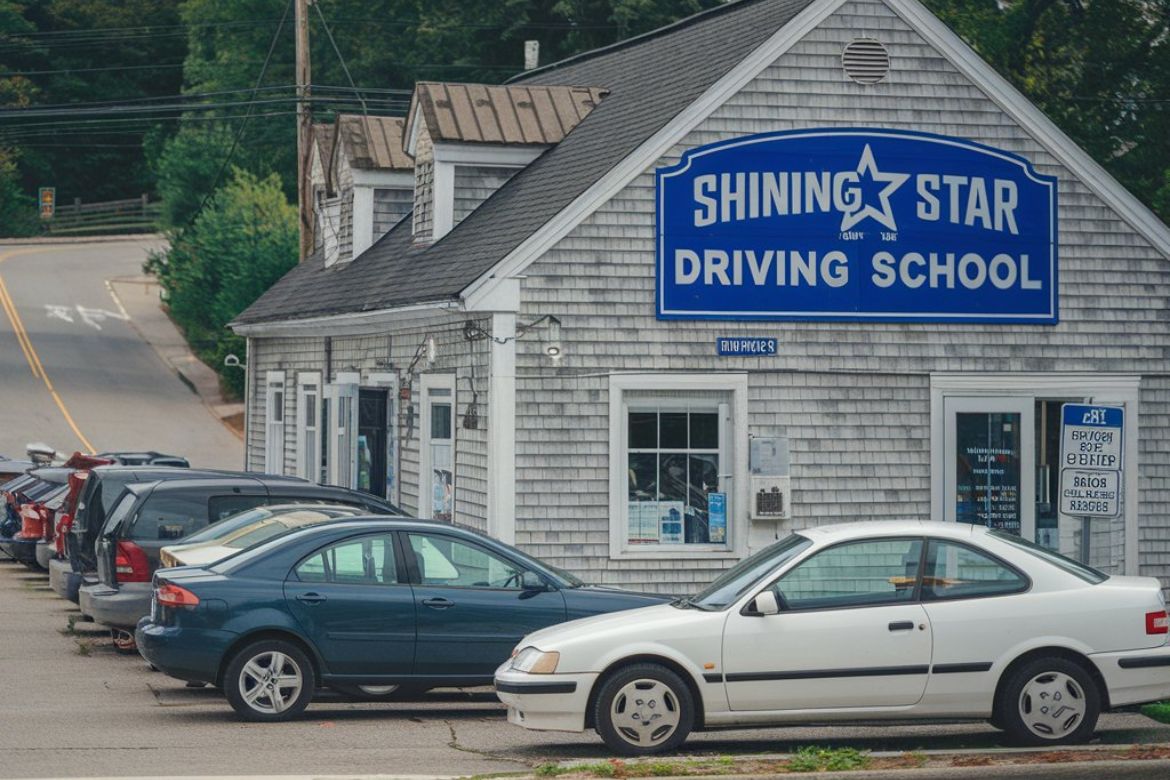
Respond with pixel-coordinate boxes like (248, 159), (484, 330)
(420, 373), (457, 521)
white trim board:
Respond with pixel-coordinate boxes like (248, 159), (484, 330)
(462, 0), (1170, 310)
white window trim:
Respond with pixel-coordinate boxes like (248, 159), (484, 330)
(420, 373), (457, 521)
(264, 370), (286, 475)
(295, 372), (322, 482)
(609, 372), (748, 561)
(929, 373), (1140, 575)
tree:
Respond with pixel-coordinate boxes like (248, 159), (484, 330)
(151, 168), (297, 397)
(0, 147), (38, 236)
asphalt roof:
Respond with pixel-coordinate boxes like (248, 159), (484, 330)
(234, 0), (813, 327)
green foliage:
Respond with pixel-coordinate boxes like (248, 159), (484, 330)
(0, 147), (39, 236)
(787, 746), (869, 773)
(151, 168), (296, 397)
(1142, 700), (1170, 724)
(152, 126), (235, 229)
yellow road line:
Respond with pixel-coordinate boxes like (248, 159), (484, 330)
(0, 274), (41, 379)
(0, 262), (96, 455)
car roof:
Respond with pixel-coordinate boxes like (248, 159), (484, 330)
(795, 520), (985, 542)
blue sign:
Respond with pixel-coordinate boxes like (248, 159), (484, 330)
(656, 128), (1058, 323)
(717, 337), (776, 356)
(1062, 404), (1123, 429)
(708, 492), (726, 544)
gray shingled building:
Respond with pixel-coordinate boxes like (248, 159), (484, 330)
(232, 0), (1170, 593)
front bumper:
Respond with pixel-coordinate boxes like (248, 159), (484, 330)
(494, 662), (597, 733)
(79, 582), (151, 629)
(1090, 646), (1170, 708)
(49, 558), (82, 603)
(136, 617), (236, 685)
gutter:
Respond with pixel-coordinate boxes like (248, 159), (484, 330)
(230, 298), (462, 337)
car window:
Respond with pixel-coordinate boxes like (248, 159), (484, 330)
(130, 494), (212, 541)
(407, 533), (524, 589)
(921, 540), (1027, 600)
(103, 492), (139, 535)
(179, 507), (276, 545)
(692, 534), (812, 609)
(208, 494), (268, 521)
(773, 537), (923, 610)
(988, 529), (1108, 584)
(295, 534), (397, 585)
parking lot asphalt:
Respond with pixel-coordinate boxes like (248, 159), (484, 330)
(3, 559), (1170, 779)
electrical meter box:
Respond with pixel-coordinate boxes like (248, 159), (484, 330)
(749, 436), (791, 520)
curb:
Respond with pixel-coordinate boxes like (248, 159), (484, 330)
(0, 233), (164, 246)
(627, 761), (1170, 779)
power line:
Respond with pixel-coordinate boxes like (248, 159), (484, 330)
(0, 95), (408, 121)
(313, 3), (366, 115)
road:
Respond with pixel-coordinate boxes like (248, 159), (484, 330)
(0, 239), (240, 468)
(1, 561), (1168, 779)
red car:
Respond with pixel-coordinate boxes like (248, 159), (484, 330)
(6, 454), (112, 570)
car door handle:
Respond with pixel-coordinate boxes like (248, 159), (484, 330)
(296, 593), (327, 605)
(421, 597), (454, 609)
(888, 621), (915, 631)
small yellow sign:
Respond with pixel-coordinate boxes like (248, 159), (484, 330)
(38, 187), (55, 220)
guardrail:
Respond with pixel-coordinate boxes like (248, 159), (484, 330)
(44, 194), (161, 236)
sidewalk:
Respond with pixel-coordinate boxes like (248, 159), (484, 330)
(106, 274), (244, 438)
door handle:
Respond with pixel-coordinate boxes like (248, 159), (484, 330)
(296, 593), (327, 605)
(888, 621), (915, 631)
(421, 597), (454, 609)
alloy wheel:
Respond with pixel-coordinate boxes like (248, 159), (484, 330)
(609, 678), (682, 748)
(238, 651), (304, 715)
(1017, 671), (1086, 739)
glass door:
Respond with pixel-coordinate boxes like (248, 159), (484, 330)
(943, 397), (1035, 540)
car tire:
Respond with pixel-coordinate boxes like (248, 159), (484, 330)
(223, 639), (316, 722)
(593, 663), (694, 756)
(998, 656), (1100, 746)
(111, 629), (137, 655)
(331, 684), (429, 702)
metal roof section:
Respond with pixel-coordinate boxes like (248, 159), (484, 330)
(335, 114), (413, 171)
(405, 82), (608, 152)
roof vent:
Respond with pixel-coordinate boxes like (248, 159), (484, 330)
(842, 38), (890, 84)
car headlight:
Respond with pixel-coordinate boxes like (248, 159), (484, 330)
(510, 646), (560, 674)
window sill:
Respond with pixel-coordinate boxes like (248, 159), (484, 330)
(610, 546), (740, 562)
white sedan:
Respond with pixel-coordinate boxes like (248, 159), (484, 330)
(495, 521), (1170, 755)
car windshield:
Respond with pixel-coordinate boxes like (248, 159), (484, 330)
(687, 534), (813, 610)
(178, 506), (278, 545)
(988, 530), (1109, 584)
(222, 508), (362, 550)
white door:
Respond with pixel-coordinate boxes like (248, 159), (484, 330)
(420, 375), (455, 521)
(264, 371), (286, 475)
(943, 397), (1034, 540)
(296, 373), (321, 482)
(721, 537), (932, 711)
(326, 379), (359, 489)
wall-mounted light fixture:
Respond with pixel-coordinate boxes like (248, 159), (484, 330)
(463, 314), (565, 361)
(223, 353), (246, 369)
(425, 335), (437, 366)
(543, 316), (562, 361)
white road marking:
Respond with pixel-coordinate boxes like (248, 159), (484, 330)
(76, 305), (130, 330)
(44, 304), (74, 323)
(104, 277), (132, 319)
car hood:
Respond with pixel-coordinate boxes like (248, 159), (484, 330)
(521, 602), (702, 651)
(562, 585), (672, 619)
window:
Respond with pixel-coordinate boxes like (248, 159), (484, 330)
(207, 494), (268, 522)
(773, 538), (924, 610)
(921, 539), (1028, 600)
(296, 373), (321, 482)
(130, 495), (212, 541)
(609, 374), (747, 558)
(407, 533), (523, 589)
(295, 534), (397, 585)
(265, 371), (286, 474)
(692, 534), (812, 610)
(989, 529), (1107, 584)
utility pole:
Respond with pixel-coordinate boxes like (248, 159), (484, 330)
(295, 0), (313, 262)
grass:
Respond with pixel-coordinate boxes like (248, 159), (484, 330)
(532, 751), (870, 778)
(1141, 701), (1170, 724)
(787, 747), (869, 773)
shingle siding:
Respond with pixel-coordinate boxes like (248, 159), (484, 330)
(511, 0), (1170, 591)
(373, 188), (412, 238)
(454, 165), (520, 227)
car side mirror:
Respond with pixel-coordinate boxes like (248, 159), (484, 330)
(521, 571), (550, 591)
(751, 590), (781, 616)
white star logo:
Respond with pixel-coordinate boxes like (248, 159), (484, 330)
(839, 144), (909, 232)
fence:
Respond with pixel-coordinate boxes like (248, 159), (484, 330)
(43, 194), (161, 236)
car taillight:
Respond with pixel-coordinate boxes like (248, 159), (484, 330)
(55, 514), (73, 555)
(114, 540), (151, 583)
(155, 582), (200, 608)
(1146, 610), (1168, 635)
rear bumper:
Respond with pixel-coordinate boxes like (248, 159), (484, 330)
(494, 663), (596, 733)
(136, 618), (236, 685)
(2, 535), (38, 565)
(1090, 646), (1170, 708)
(79, 582), (151, 630)
(49, 558), (82, 603)
(35, 541), (54, 570)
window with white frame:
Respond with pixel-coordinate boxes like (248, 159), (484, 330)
(296, 373), (321, 482)
(610, 374), (747, 557)
(264, 371), (286, 475)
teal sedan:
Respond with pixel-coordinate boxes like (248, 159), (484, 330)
(137, 518), (668, 721)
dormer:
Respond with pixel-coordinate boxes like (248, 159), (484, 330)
(404, 82), (607, 244)
(320, 114), (414, 268)
(309, 123), (337, 256)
